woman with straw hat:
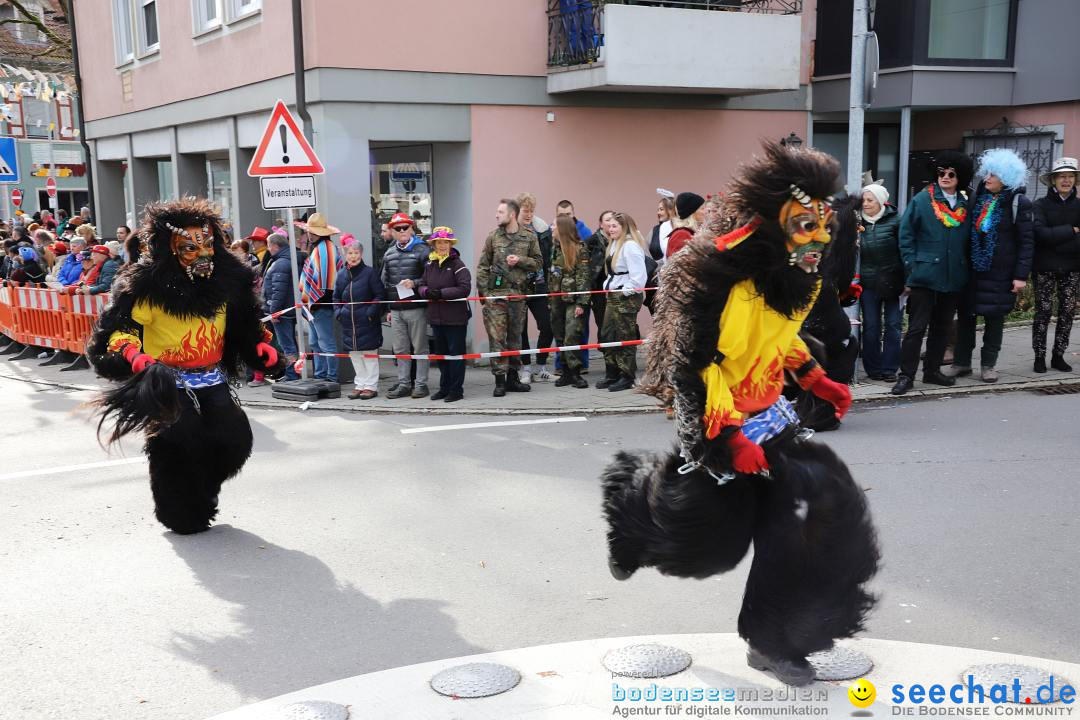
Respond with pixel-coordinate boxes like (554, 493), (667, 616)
(299, 213), (345, 383)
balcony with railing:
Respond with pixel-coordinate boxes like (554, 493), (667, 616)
(546, 0), (804, 94)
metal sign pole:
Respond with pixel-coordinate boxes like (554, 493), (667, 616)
(2, 184), (9, 225)
(285, 206), (310, 379)
(48, 101), (57, 210)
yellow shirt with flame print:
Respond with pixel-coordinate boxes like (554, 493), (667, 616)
(701, 278), (822, 439)
(107, 300), (226, 368)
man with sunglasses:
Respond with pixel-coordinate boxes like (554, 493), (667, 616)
(381, 213), (432, 398)
(892, 150), (974, 395)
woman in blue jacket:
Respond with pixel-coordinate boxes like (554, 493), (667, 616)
(333, 243), (386, 399)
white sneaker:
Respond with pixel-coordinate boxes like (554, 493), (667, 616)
(533, 366), (553, 382)
(518, 368), (532, 385)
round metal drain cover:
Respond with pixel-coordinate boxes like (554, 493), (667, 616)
(602, 643), (692, 678)
(278, 700), (349, 720)
(962, 664), (1071, 704)
(809, 646), (873, 681)
(430, 662), (521, 698)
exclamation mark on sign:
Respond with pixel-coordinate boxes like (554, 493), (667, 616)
(280, 124), (289, 165)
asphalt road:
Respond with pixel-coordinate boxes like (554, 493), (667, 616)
(1, 376), (1077, 720)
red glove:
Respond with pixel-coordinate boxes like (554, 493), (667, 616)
(848, 282), (863, 300)
(120, 344), (156, 374)
(811, 375), (852, 419)
(255, 342), (278, 369)
(727, 430), (769, 474)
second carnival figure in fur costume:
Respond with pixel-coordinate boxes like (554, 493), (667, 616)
(601, 143), (880, 686)
(88, 198), (282, 535)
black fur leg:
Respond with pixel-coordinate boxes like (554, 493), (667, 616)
(737, 439), (879, 662)
(143, 384), (253, 535)
(601, 449), (758, 579)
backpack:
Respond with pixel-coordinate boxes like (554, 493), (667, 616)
(643, 254), (660, 312)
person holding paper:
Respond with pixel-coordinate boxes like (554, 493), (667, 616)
(381, 213), (431, 399)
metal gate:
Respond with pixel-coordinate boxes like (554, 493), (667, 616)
(964, 128), (1057, 197)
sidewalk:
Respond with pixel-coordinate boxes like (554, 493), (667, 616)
(1, 324), (1077, 415)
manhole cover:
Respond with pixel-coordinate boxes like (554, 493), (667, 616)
(278, 701), (349, 720)
(430, 662), (521, 698)
(962, 664), (1071, 704)
(602, 643), (692, 678)
(809, 646), (873, 681)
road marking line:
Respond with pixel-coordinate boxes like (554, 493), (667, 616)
(0, 456), (146, 481)
(400, 417), (588, 435)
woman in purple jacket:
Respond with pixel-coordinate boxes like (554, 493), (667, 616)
(418, 227), (472, 402)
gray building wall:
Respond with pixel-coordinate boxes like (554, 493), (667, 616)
(1011, 0), (1080, 106)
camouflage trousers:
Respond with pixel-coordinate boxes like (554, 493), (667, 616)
(482, 297), (527, 375)
(549, 298), (587, 373)
(600, 292), (643, 376)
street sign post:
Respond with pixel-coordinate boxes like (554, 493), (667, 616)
(259, 175), (316, 210)
(0, 137), (19, 184)
(248, 100), (326, 380)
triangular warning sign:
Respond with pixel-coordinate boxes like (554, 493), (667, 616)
(0, 158), (12, 176)
(247, 99), (324, 177)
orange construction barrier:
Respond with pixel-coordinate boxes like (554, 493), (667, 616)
(11, 285), (66, 350)
(0, 282), (16, 339)
(66, 292), (110, 355)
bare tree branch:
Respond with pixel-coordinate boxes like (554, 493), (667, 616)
(5, 0), (69, 52)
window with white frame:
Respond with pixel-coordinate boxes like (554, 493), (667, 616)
(226, 0), (261, 22)
(136, 0), (159, 55)
(112, 0), (134, 65)
(192, 0), (222, 34)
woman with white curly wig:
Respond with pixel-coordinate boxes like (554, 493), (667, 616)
(943, 148), (1035, 383)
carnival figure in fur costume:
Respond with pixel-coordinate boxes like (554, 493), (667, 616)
(601, 143), (880, 686)
(88, 198), (281, 534)
(789, 194), (863, 431)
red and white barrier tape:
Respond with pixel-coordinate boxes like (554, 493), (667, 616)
(261, 286), (657, 322)
(300, 338), (647, 362)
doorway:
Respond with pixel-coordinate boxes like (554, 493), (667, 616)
(369, 144), (433, 279)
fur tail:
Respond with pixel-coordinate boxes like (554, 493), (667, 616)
(601, 449), (758, 579)
(92, 363), (182, 446)
(738, 439), (880, 659)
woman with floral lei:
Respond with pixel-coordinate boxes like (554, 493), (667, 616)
(601, 142), (879, 687)
(942, 149), (1034, 383)
(87, 198), (282, 535)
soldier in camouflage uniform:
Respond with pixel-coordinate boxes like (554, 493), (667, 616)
(548, 215), (593, 388)
(476, 199), (544, 397)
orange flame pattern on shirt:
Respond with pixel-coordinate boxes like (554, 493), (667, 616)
(731, 353), (785, 412)
(158, 320), (224, 367)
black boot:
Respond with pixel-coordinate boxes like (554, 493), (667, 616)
(890, 375), (914, 395)
(596, 365), (620, 389)
(746, 648), (815, 687)
(570, 371), (589, 389)
(607, 373), (635, 392)
(554, 370), (572, 387)
(505, 368), (531, 392)
(493, 373), (506, 397)
(1051, 354), (1073, 372)
(1034, 356), (1047, 373)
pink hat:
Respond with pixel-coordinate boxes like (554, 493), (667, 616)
(341, 233), (356, 246)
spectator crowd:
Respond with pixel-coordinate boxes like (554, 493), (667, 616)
(2, 149), (1078, 407)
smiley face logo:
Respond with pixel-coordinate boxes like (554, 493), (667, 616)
(848, 678), (876, 708)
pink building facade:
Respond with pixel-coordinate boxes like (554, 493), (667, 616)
(74, 0), (815, 345)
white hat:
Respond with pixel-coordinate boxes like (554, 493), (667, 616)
(860, 182), (890, 207)
(1040, 157), (1078, 184)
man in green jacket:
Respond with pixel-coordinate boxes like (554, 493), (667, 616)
(476, 198), (544, 397)
(891, 151), (973, 395)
